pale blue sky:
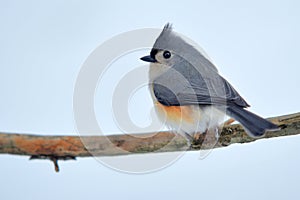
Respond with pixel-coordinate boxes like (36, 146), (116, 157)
(0, 0), (299, 199)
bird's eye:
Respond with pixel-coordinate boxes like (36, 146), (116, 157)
(163, 51), (171, 59)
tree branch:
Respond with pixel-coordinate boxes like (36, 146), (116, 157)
(0, 112), (299, 172)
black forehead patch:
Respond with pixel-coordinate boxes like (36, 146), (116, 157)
(150, 49), (158, 59)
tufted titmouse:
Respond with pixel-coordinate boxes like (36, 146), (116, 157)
(140, 23), (279, 144)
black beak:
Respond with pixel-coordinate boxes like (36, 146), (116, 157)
(140, 55), (157, 63)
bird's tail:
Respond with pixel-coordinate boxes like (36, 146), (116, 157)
(226, 106), (280, 137)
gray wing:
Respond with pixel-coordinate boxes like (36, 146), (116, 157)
(153, 59), (249, 108)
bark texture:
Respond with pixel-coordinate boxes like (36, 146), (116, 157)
(0, 112), (299, 172)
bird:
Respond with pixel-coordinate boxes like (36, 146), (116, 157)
(140, 23), (279, 145)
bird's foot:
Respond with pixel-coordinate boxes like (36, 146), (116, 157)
(184, 133), (194, 150)
(184, 132), (202, 150)
(184, 129), (220, 150)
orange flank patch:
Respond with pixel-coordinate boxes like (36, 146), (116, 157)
(155, 102), (195, 123)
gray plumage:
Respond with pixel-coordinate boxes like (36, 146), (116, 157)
(142, 23), (279, 137)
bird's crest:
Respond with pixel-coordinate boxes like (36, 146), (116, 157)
(153, 23), (218, 72)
